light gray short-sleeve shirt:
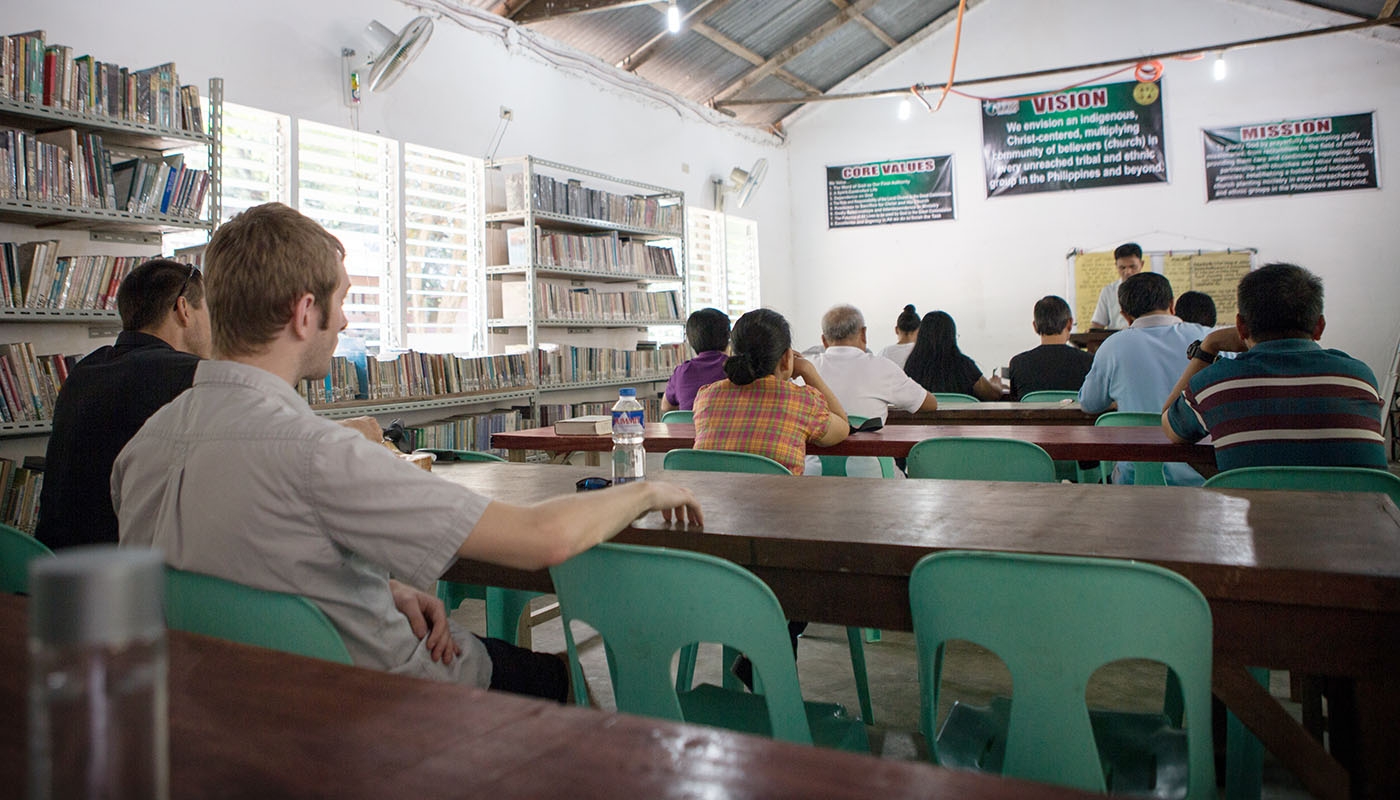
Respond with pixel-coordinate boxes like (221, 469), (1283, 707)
(114, 360), (493, 686)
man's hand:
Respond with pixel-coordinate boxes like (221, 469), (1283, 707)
(339, 416), (384, 443)
(648, 482), (703, 527)
(388, 579), (461, 665)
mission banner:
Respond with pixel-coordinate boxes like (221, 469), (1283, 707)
(982, 80), (1167, 197)
(826, 156), (954, 228)
(1203, 112), (1378, 201)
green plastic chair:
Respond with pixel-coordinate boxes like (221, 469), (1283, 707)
(550, 542), (869, 752)
(423, 449), (544, 648)
(819, 415), (896, 479)
(1204, 464), (1400, 800)
(662, 447), (874, 723)
(933, 392), (979, 404)
(1019, 390), (1080, 403)
(906, 438), (1056, 483)
(165, 567), (353, 664)
(910, 550), (1215, 798)
(1094, 411), (1166, 486)
(1, 524), (54, 594)
(660, 410), (694, 423)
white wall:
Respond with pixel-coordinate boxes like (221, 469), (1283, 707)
(9, 0), (794, 313)
(783, 0), (1400, 381)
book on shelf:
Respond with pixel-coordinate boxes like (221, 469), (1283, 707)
(513, 171), (681, 233)
(537, 397), (661, 429)
(298, 350), (534, 406)
(0, 455), (43, 533)
(0, 242), (140, 310)
(405, 408), (524, 455)
(0, 341), (73, 423)
(535, 342), (684, 386)
(553, 415), (611, 435)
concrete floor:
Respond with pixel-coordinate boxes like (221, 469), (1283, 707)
(450, 596), (1314, 798)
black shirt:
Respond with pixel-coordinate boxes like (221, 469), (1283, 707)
(1008, 343), (1095, 401)
(35, 331), (200, 550)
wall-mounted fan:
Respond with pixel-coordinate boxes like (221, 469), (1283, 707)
(342, 16), (434, 106)
(715, 158), (768, 211)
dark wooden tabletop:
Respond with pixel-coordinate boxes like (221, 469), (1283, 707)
(493, 422), (1215, 466)
(887, 402), (1099, 426)
(0, 595), (1098, 800)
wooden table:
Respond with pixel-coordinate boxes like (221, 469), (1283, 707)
(0, 595), (1097, 800)
(887, 402), (1099, 426)
(493, 422), (1215, 468)
(437, 462), (1400, 800)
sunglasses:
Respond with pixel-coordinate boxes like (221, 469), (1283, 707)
(575, 476), (612, 492)
(173, 263), (198, 311)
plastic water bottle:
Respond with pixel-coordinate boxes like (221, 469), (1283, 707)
(611, 387), (645, 484)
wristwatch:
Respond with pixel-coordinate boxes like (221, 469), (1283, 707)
(1186, 340), (1219, 364)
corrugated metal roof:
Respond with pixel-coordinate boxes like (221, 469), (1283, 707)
(705, 0), (839, 59)
(634, 30), (755, 102)
(864, 0), (960, 41)
(783, 19), (889, 92)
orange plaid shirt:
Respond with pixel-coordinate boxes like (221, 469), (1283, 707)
(691, 375), (831, 475)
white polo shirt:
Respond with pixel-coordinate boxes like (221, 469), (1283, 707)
(808, 345), (929, 423)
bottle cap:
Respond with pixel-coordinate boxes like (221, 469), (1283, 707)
(619, 388), (637, 397)
(29, 546), (165, 648)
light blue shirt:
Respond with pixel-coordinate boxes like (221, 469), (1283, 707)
(1078, 314), (1212, 485)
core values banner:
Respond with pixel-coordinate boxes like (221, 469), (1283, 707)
(826, 155), (954, 229)
(1202, 112), (1378, 201)
(981, 79), (1167, 197)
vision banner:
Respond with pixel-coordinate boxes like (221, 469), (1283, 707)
(982, 80), (1167, 197)
(1203, 112), (1378, 201)
(826, 155), (954, 229)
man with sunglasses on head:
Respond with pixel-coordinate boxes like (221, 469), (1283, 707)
(36, 259), (212, 550)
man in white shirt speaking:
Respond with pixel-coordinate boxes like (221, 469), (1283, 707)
(807, 304), (938, 476)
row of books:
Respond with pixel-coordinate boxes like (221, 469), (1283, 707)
(497, 227), (679, 275)
(536, 343), (684, 386)
(0, 342), (74, 423)
(298, 355), (364, 405)
(529, 283), (684, 323)
(0, 129), (210, 217)
(504, 171), (681, 233)
(0, 456), (43, 534)
(0, 241), (141, 310)
(1, 31), (202, 132)
(299, 351), (536, 406)
(405, 409), (525, 454)
(537, 398), (662, 428)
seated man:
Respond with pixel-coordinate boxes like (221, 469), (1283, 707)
(1163, 263), (1385, 469)
(1007, 295), (1095, 400)
(1089, 242), (1144, 330)
(36, 259), (211, 550)
(661, 307), (729, 412)
(114, 203), (700, 701)
(807, 304), (937, 477)
(1079, 272), (1212, 484)
(1174, 291), (1217, 327)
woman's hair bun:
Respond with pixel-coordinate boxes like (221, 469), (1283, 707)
(724, 353), (759, 386)
(903, 304), (916, 313)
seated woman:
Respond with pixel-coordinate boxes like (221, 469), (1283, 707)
(877, 303), (920, 369)
(903, 310), (1003, 401)
(693, 308), (848, 475)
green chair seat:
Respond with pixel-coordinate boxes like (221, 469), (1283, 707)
(933, 392), (979, 404)
(1094, 412), (1167, 485)
(660, 410), (694, 423)
(1, 524), (54, 594)
(1019, 390), (1080, 403)
(165, 567), (353, 664)
(906, 438), (1056, 483)
(551, 542), (868, 752)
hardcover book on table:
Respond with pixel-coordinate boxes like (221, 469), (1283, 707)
(554, 415), (611, 435)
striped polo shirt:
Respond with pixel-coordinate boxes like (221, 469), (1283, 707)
(1164, 338), (1386, 471)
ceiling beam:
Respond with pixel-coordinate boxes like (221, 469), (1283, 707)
(488, 0), (539, 19)
(1382, 0), (1398, 18)
(708, 0), (883, 105)
(691, 22), (824, 95)
(828, 0), (898, 49)
(617, 0), (737, 71)
(502, 0), (657, 24)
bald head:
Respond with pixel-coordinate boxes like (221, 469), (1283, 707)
(821, 304), (866, 348)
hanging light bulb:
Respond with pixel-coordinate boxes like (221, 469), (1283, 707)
(897, 98), (912, 120)
(667, 0), (681, 33)
(1213, 52), (1227, 81)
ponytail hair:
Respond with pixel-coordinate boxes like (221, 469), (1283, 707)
(724, 308), (791, 386)
(896, 304), (920, 333)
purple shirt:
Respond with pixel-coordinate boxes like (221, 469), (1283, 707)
(664, 350), (728, 410)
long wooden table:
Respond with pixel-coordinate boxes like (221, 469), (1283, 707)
(493, 422), (1215, 467)
(0, 595), (1096, 800)
(887, 401), (1099, 426)
(438, 462), (1400, 800)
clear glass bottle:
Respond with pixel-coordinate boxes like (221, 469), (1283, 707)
(28, 546), (168, 800)
(610, 387), (646, 484)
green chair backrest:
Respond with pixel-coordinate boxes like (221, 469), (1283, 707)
(906, 438), (1055, 482)
(1204, 465), (1400, 507)
(165, 568), (353, 664)
(550, 542), (815, 744)
(1019, 390), (1079, 403)
(910, 550), (1215, 796)
(933, 392), (979, 404)
(1093, 411), (1167, 485)
(663, 448), (791, 475)
(660, 410), (694, 423)
(1, 524), (54, 594)
(413, 448), (506, 463)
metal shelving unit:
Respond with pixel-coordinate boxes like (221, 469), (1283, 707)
(309, 389), (537, 420)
